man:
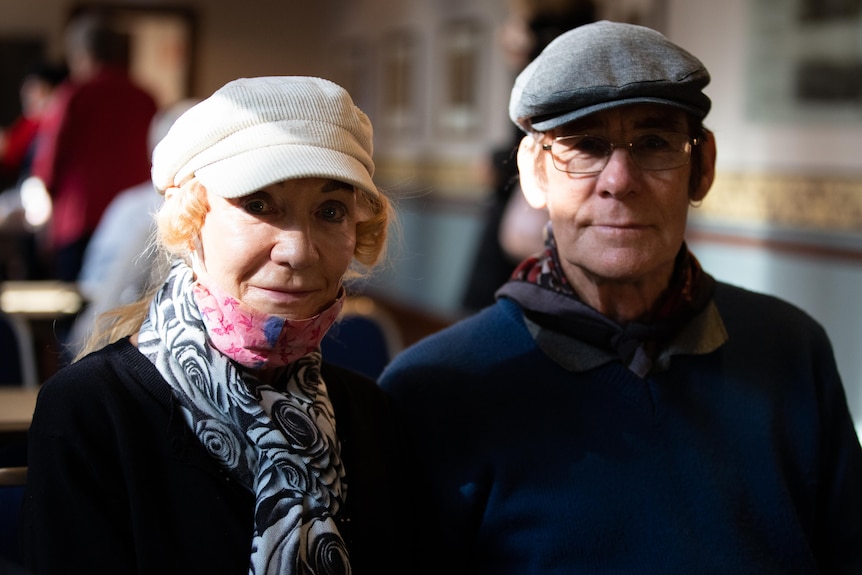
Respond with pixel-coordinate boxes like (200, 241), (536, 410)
(30, 11), (156, 281)
(380, 21), (862, 574)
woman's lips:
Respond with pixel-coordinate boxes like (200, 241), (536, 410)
(250, 286), (317, 304)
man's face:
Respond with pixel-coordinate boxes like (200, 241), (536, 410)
(536, 104), (700, 292)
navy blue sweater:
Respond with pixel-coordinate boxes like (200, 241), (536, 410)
(380, 282), (862, 574)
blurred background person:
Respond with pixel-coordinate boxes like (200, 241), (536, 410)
(461, 0), (596, 313)
(0, 61), (66, 281)
(66, 98), (199, 359)
(29, 10), (156, 282)
(0, 62), (67, 191)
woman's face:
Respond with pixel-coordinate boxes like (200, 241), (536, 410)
(197, 177), (360, 320)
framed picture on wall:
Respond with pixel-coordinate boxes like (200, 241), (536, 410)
(746, 0), (862, 123)
(379, 29), (419, 139)
(436, 18), (485, 139)
(681, 0), (862, 244)
(335, 37), (374, 120)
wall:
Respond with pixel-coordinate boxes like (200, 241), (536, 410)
(669, 0), (862, 176)
(190, 0), (339, 96)
(666, 0), (862, 429)
(686, 228), (862, 434)
(1, 0), (340, 102)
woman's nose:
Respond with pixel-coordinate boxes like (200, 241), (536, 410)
(271, 227), (319, 269)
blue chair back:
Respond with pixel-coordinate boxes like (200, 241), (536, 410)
(322, 296), (403, 380)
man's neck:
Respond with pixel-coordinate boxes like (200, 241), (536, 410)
(566, 266), (673, 325)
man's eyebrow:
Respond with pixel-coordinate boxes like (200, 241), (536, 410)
(632, 116), (688, 132)
(556, 117), (602, 135)
(555, 113), (688, 136)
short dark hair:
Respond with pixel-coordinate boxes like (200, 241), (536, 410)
(687, 115), (708, 199)
(65, 11), (127, 67)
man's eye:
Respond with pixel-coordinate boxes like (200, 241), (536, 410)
(573, 136), (609, 155)
(637, 134), (672, 151)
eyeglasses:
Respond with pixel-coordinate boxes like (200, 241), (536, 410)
(541, 132), (699, 174)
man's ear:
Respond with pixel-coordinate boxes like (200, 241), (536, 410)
(516, 135), (548, 209)
(691, 129), (716, 203)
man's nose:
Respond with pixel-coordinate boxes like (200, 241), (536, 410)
(595, 146), (639, 198)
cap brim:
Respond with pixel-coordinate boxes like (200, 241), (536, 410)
(194, 144), (378, 199)
(528, 97), (708, 132)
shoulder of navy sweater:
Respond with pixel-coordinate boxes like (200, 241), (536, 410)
(713, 281), (830, 344)
(380, 298), (534, 384)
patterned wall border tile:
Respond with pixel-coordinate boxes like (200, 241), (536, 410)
(699, 172), (862, 232)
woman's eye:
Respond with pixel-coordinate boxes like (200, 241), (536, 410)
(319, 203), (347, 222)
(243, 198), (271, 214)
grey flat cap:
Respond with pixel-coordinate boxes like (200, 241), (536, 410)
(509, 20), (711, 132)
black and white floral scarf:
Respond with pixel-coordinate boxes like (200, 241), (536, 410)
(137, 262), (350, 574)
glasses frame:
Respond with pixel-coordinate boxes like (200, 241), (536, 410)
(541, 133), (700, 175)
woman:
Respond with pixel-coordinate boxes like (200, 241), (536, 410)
(21, 76), (415, 574)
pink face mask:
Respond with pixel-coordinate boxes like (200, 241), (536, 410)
(192, 273), (343, 370)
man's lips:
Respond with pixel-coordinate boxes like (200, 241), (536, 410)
(592, 222), (649, 229)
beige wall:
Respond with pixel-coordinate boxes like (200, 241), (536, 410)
(190, 0), (339, 96)
(668, 0), (862, 177)
(1, 0), (340, 100)
(1, 0), (508, 195)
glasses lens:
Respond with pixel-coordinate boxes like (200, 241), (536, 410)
(551, 135), (609, 173)
(550, 133), (693, 173)
(630, 133), (692, 170)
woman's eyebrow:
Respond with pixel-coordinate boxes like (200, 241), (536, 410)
(320, 180), (355, 193)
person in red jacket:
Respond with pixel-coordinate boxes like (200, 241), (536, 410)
(0, 63), (66, 190)
(30, 11), (156, 281)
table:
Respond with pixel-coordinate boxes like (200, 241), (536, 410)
(0, 281), (82, 318)
(0, 386), (40, 433)
(0, 281), (84, 384)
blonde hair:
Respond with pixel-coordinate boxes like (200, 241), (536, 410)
(76, 178), (393, 360)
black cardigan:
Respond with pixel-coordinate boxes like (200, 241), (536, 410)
(20, 338), (420, 574)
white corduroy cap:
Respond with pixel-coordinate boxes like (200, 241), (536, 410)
(151, 76), (378, 199)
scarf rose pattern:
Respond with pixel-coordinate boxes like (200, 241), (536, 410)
(138, 262), (350, 574)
